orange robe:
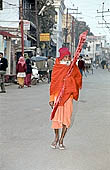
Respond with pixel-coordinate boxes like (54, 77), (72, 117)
(49, 59), (82, 129)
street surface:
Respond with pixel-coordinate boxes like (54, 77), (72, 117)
(0, 68), (110, 170)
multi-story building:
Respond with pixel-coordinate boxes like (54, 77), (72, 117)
(62, 14), (75, 55)
(52, 0), (65, 57)
(84, 35), (107, 63)
(0, 0), (19, 76)
(0, 0), (36, 77)
(22, 0), (36, 47)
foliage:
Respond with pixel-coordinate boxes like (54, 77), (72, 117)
(75, 20), (94, 49)
(37, 0), (56, 33)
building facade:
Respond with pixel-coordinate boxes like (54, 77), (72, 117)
(84, 35), (107, 63)
(53, 0), (65, 57)
(62, 14), (75, 56)
(0, 0), (19, 75)
(0, 0), (36, 77)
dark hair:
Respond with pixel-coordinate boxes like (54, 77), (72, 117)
(48, 56), (51, 59)
(0, 52), (3, 55)
(26, 58), (31, 64)
(79, 55), (82, 59)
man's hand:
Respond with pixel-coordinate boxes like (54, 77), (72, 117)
(49, 101), (54, 109)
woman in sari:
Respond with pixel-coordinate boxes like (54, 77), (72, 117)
(16, 56), (26, 88)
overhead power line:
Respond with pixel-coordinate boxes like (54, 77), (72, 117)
(97, 2), (110, 33)
(3, 0), (18, 7)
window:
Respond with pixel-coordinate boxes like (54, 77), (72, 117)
(96, 44), (100, 51)
(88, 46), (91, 51)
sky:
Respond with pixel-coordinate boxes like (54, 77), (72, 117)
(64, 0), (110, 42)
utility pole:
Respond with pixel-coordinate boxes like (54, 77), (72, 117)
(97, 2), (110, 32)
(65, 8), (68, 45)
(35, 0), (40, 54)
(20, 0), (24, 56)
(71, 17), (75, 55)
(65, 7), (81, 52)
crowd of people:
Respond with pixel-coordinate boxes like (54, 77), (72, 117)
(0, 51), (96, 94)
(0, 53), (55, 93)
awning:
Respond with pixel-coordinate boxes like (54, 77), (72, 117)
(0, 31), (16, 38)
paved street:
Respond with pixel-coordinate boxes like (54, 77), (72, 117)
(0, 68), (110, 170)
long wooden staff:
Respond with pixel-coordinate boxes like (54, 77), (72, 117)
(50, 30), (88, 120)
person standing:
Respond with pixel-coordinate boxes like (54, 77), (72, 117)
(24, 58), (32, 87)
(16, 56), (26, 88)
(49, 47), (82, 150)
(78, 55), (85, 76)
(47, 56), (54, 82)
(0, 52), (8, 93)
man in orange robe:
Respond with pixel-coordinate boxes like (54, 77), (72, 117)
(49, 47), (82, 150)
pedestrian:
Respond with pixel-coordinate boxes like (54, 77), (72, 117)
(101, 60), (106, 69)
(78, 55), (85, 76)
(0, 52), (8, 93)
(91, 63), (94, 74)
(16, 56), (26, 88)
(47, 56), (54, 82)
(24, 58), (32, 87)
(49, 47), (82, 150)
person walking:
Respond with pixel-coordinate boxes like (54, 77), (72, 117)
(24, 58), (32, 87)
(47, 56), (54, 83)
(16, 56), (26, 88)
(0, 52), (8, 93)
(78, 55), (85, 76)
(49, 47), (82, 150)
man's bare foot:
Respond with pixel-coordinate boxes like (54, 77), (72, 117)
(59, 139), (65, 150)
(58, 143), (65, 150)
(50, 138), (59, 149)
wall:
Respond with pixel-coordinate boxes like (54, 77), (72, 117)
(53, 0), (65, 57)
(84, 35), (107, 62)
(0, 35), (4, 53)
(0, 0), (19, 28)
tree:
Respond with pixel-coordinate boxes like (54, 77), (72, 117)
(75, 20), (93, 49)
(37, 0), (56, 33)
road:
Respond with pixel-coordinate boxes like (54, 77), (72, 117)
(0, 68), (110, 170)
